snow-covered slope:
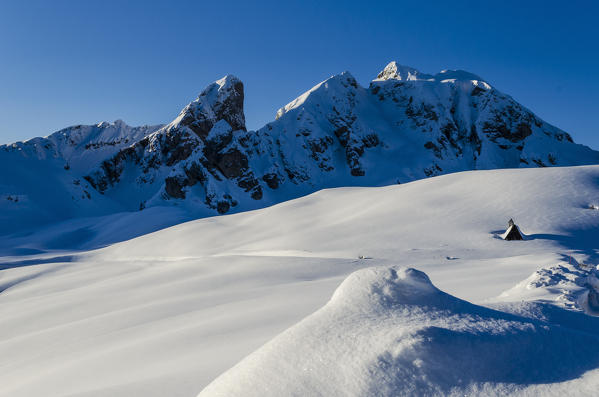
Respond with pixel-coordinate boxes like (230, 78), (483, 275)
(200, 266), (599, 397)
(0, 120), (162, 232)
(2, 62), (598, 238)
(2, 165), (599, 396)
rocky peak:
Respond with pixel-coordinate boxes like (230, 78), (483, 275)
(36, 62), (599, 223)
(174, 75), (246, 138)
(374, 62), (488, 87)
(373, 61), (432, 82)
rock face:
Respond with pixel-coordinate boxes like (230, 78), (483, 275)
(178, 75), (246, 137)
(83, 75), (262, 213)
(588, 288), (599, 312)
(2, 62), (599, 230)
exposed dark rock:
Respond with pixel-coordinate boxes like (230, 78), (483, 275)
(179, 112), (215, 139)
(216, 149), (248, 179)
(237, 174), (260, 193)
(515, 122), (533, 140)
(333, 125), (349, 144)
(471, 85), (487, 96)
(351, 168), (365, 176)
(184, 162), (207, 185)
(362, 133), (380, 148)
(216, 200), (230, 214)
(163, 132), (196, 166)
(308, 137), (333, 157)
(179, 76), (246, 139)
(406, 101), (438, 125)
(262, 173), (280, 189)
(588, 288), (599, 312)
(250, 187), (263, 200)
(165, 176), (186, 199)
(423, 164), (442, 177)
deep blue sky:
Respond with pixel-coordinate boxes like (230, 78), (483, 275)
(1, 0), (598, 148)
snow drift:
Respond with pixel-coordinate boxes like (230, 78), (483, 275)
(199, 266), (599, 397)
(4, 165), (599, 396)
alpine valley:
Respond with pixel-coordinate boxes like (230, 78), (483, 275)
(3, 63), (599, 397)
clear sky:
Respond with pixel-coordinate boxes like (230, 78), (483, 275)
(1, 0), (597, 148)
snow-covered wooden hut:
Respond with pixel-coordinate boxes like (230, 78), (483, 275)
(502, 219), (524, 241)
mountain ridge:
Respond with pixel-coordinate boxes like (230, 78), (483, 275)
(2, 61), (598, 235)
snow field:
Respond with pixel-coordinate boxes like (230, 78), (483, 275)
(1, 165), (599, 396)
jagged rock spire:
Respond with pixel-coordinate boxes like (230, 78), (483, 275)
(175, 75), (246, 138)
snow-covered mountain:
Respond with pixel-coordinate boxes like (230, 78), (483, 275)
(3, 62), (598, 234)
(0, 121), (162, 232)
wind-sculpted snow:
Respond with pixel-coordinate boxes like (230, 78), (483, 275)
(498, 256), (599, 314)
(2, 62), (599, 238)
(3, 166), (599, 396)
(199, 266), (599, 397)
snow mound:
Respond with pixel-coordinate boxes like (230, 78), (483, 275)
(329, 266), (440, 310)
(498, 257), (599, 314)
(199, 266), (599, 397)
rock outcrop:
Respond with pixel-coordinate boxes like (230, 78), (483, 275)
(84, 76), (262, 213)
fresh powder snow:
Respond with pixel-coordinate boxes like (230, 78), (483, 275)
(1, 165), (599, 396)
(199, 266), (599, 397)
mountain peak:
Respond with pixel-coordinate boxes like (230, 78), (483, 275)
(275, 71), (359, 119)
(173, 75), (246, 137)
(6, 62), (597, 228)
(435, 69), (486, 83)
(204, 74), (243, 101)
(374, 61), (488, 85)
(374, 61), (432, 82)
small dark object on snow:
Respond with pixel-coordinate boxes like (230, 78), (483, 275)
(588, 288), (599, 312)
(503, 218), (524, 241)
